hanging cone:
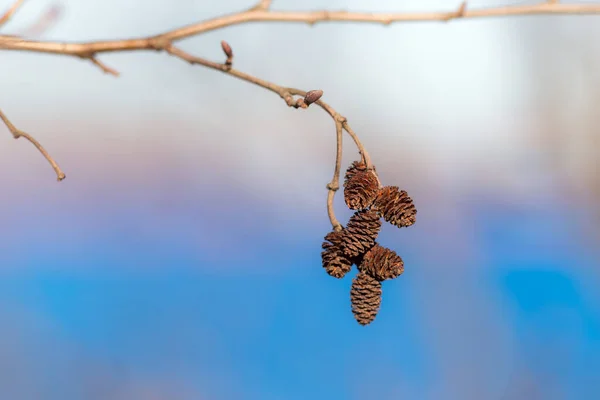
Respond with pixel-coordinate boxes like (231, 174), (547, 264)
(373, 186), (416, 228)
(321, 230), (352, 278)
(344, 160), (371, 182)
(342, 209), (382, 257)
(343, 162), (379, 211)
(350, 271), (382, 325)
(344, 160), (377, 187)
(358, 244), (404, 281)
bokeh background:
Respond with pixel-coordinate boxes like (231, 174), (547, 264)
(2, 0), (600, 399)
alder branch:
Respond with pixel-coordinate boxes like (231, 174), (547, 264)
(1, 0), (599, 224)
(2, 1), (600, 57)
(0, 4), (374, 230)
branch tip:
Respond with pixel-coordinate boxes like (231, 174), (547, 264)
(0, 108), (66, 181)
(89, 56), (120, 76)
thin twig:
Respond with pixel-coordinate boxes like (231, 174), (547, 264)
(0, 108), (65, 181)
(85, 54), (120, 76)
(163, 41), (368, 229)
(0, 0), (25, 28)
(326, 120), (344, 231)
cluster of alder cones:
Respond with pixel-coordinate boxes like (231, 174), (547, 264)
(321, 160), (417, 325)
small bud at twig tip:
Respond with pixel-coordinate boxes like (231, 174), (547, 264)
(304, 90), (323, 105)
(221, 40), (233, 59)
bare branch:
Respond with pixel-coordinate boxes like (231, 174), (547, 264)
(0, 0), (598, 216)
(0, 0), (25, 28)
(1, 2), (600, 56)
(0, 109), (65, 181)
(0, 0), (586, 323)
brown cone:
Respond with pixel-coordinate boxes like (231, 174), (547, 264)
(321, 230), (352, 278)
(373, 186), (417, 228)
(344, 160), (377, 183)
(358, 244), (404, 281)
(350, 271), (382, 325)
(344, 160), (366, 182)
(344, 164), (379, 211)
(342, 209), (382, 257)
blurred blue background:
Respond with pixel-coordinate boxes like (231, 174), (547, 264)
(1, 0), (600, 399)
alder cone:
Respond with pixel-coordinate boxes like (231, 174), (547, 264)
(344, 165), (379, 211)
(358, 244), (404, 281)
(342, 209), (382, 257)
(350, 271), (382, 325)
(344, 160), (377, 184)
(321, 230), (352, 278)
(374, 186), (417, 228)
(344, 160), (367, 183)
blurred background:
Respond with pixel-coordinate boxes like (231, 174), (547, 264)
(1, 0), (600, 399)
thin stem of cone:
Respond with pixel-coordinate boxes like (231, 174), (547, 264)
(327, 120), (344, 231)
